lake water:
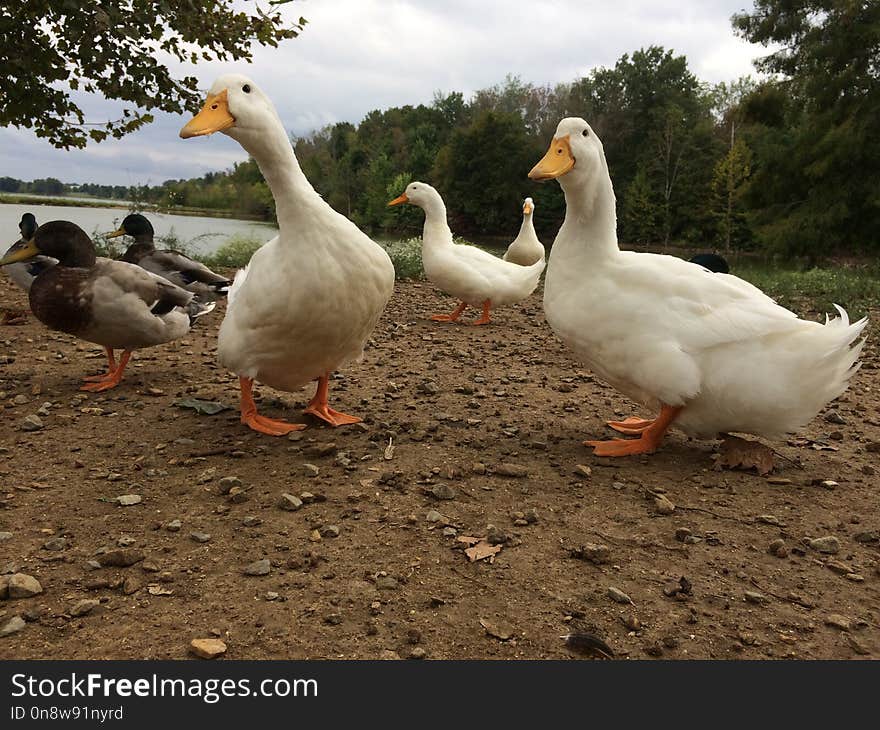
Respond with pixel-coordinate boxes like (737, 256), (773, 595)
(0, 202), (278, 256)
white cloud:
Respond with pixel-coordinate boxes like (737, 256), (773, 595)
(0, 0), (768, 185)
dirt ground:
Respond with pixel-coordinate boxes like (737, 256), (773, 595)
(1, 276), (878, 660)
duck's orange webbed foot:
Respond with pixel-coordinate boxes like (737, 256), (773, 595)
(304, 373), (362, 427)
(468, 299), (492, 326)
(80, 350), (131, 392)
(606, 416), (655, 435)
(431, 301), (467, 322)
(239, 376), (305, 436)
(586, 405), (682, 457)
(82, 347), (117, 382)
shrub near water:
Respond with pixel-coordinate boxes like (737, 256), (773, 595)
(199, 235), (266, 269)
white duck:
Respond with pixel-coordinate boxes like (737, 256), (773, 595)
(529, 117), (867, 457)
(389, 182), (544, 325)
(502, 197), (545, 266)
(180, 74), (394, 435)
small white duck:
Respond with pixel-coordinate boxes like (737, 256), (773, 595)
(180, 74), (394, 435)
(502, 197), (544, 266)
(389, 182), (544, 325)
(529, 118), (867, 457)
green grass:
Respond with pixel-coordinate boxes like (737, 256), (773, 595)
(734, 260), (880, 320)
(198, 235), (265, 269)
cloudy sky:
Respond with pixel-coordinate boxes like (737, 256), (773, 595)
(0, 0), (765, 186)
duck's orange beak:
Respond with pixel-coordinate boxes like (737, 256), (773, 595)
(180, 89), (235, 139)
(529, 136), (575, 180)
(387, 193), (409, 207)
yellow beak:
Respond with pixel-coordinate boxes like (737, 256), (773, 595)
(523, 203), (533, 215)
(179, 89), (235, 139)
(0, 239), (40, 266)
(104, 228), (126, 238)
(387, 193), (409, 207)
(529, 136), (575, 180)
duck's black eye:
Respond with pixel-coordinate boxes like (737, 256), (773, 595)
(242, 84), (251, 94)
(582, 129), (589, 137)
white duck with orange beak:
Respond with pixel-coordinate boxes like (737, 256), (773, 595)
(389, 182), (544, 325)
(180, 75), (394, 435)
(530, 117), (867, 457)
(502, 197), (544, 266)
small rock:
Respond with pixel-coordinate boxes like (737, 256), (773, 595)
(486, 524), (508, 545)
(98, 549), (144, 568)
(376, 575), (399, 591)
(190, 532), (212, 544)
(674, 528), (692, 542)
(21, 415), (44, 432)
(824, 409), (847, 425)
(608, 587), (633, 605)
(218, 476), (242, 494)
(320, 525), (340, 538)
(768, 539), (788, 558)
(226, 486), (248, 504)
(573, 464), (592, 478)
(570, 542), (611, 564)
(278, 493), (303, 511)
(409, 647), (427, 659)
(808, 536), (840, 554)
(43, 537), (68, 551)
(744, 591), (768, 605)
(122, 577), (141, 595)
(70, 599), (100, 617)
(303, 463), (320, 478)
(6, 573), (44, 599)
(190, 638), (227, 659)
(116, 494), (142, 506)
(493, 463), (528, 478)
(442, 527), (457, 537)
(165, 519), (182, 532)
(523, 508), (539, 524)
(324, 613), (343, 626)
(471, 462), (487, 475)
(242, 559), (271, 576)
(426, 509), (445, 523)
(621, 615), (641, 631)
(757, 514), (781, 526)
(0, 532), (12, 541)
(825, 614), (852, 631)
(0, 616), (26, 637)
(430, 484), (455, 500)
(653, 494), (675, 515)
(242, 516), (262, 527)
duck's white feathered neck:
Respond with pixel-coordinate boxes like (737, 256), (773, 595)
(519, 210), (536, 239)
(555, 156), (619, 261)
(419, 193), (454, 248)
(228, 118), (322, 235)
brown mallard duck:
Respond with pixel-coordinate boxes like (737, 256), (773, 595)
(0, 220), (214, 392)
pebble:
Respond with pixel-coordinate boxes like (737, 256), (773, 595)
(409, 647), (427, 659)
(5, 573), (44, 599)
(165, 520), (182, 532)
(303, 464), (320, 478)
(0, 616), (26, 637)
(757, 514), (781, 526)
(218, 476), (242, 494)
(324, 613), (343, 625)
(573, 464), (592, 478)
(70, 599), (100, 617)
(744, 591), (768, 605)
(807, 536), (840, 554)
(279, 493), (303, 511)
(122, 577), (141, 595)
(426, 509), (445, 523)
(486, 524), (508, 545)
(116, 494), (142, 507)
(674, 528), (692, 542)
(242, 516), (262, 527)
(442, 527), (457, 537)
(493, 463), (528, 478)
(226, 487), (248, 504)
(571, 542), (611, 564)
(98, 549), (145, 567)
(190, 532), (212, 544)
(320, 525), (340, 538)
(43, 537), (68, 551)
(21, 415), (44, 431)
(13, 394), (29, 405)
(608, 587), (633, 605)
(768, 539), (788, 558)
(376, 575), (399, 591)
(243, 559), (271, 576)
(523, 508), (539, 524)
(430, 484), (456, 500)
(0, 532), (12, 541)
(653, 494), (675, 515)
(824, 614), (852, 631)
(824, 409), (847, 425)
(190, 638), (227, 659)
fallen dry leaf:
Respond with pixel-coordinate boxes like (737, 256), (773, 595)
(718, 435), (775, 476)
(147, 585), (173, 596)
(465, 541), (502, 563)
(456, 535), (482, 547)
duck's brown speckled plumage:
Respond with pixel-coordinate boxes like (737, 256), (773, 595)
(28, 266), (93, 334)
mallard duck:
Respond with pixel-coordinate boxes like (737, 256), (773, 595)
(179, 74), (394, 435)
(3, 213), (57, 292)
(529, 118), (867, 456)
(0, 220), (213, 392)
(502, 197), (545, 266)
(689, 253), (729, 274)
(388, 182), (544, 325)
(105, 213), (231, 298)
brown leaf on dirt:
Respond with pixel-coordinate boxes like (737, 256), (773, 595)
(787, 437), (839, 452)
(480, 618), (514, 640)
(456, 535), (482, 547)
(718, 435), (775, 476)
(464, 539), (502, 563)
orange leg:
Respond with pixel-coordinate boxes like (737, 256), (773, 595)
(304, 373), (362, 427)
(239, 376), (305, 436)
(586, 405), (682, 457)
(80, 350), (132, 392)
(431, 301), (467, 322)
(606, 416), (655, 435)
(468, 299), (492, 326)
(82, 347), (117, 382)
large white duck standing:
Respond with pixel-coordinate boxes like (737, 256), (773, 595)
(180, 75), (394, 435)
(502, 197), (545, 266)
(389, 182), (544, 325)
(529, 117), (867, 457)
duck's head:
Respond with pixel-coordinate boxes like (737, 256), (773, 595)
(529, 118), (605, 188)
(179, 74), (281, 145)
(19, 213), (37, 241)
(105, 213), (154, 241)
(388, 181), (444, 213)
(522, 197), (535, 217)
(0, 221), (95, 268)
